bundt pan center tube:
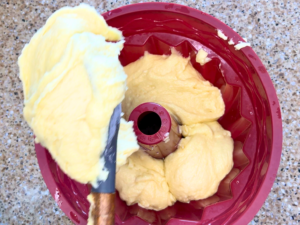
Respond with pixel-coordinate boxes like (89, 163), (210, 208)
(128, 102), (181, 159)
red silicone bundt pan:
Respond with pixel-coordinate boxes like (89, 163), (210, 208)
(35, 3), (282, 225)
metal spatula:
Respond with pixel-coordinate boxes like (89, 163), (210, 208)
(89, 104), (121, 225)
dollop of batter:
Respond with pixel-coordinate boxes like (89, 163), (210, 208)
(196, 49), (211, 66)
(165, 122), (233, 202)
(123, 50), (225, 125)
(117, 50), (233, 210)
(19, 4), (138, 186)
(116, 150), (176, 210)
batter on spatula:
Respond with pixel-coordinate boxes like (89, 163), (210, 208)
(18, 4), (139, 224)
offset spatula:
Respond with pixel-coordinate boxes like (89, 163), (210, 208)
(89, 104), (121, 225)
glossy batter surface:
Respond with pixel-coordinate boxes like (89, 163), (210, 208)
(117, 50), (233, 210)
(165, 122), (233, 202)
(19, 4), (139, 187)
(123, 50), (225, 125)
(116, 150), (176, 211)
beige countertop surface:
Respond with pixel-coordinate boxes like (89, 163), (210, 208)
(0, 0), (299, 224)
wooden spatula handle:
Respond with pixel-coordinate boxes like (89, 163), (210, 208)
(90, 192), (115, 225)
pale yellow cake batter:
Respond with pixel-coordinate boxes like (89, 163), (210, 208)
(117, 119), (140, 170)
(116, 150), (176, 210)
(19, 4), (139, 187)
(165, 122), (233, 202)
(117, 50), (233, 210)
(123, 50), (225, 125)
(196, 49), (211, 66)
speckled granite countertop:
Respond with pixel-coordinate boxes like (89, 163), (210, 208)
(0, 0), (299, 224)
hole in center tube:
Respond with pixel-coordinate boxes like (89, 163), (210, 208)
(138, 112), (161, 135)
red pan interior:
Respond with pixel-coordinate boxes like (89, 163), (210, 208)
(35, 3), (282, 225)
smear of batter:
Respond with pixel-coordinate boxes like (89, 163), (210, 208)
(234, 41), (251, 50)
(196, 49), (211, 66)
(228, 39), (235, 45)
(217, 29), (228, 40)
